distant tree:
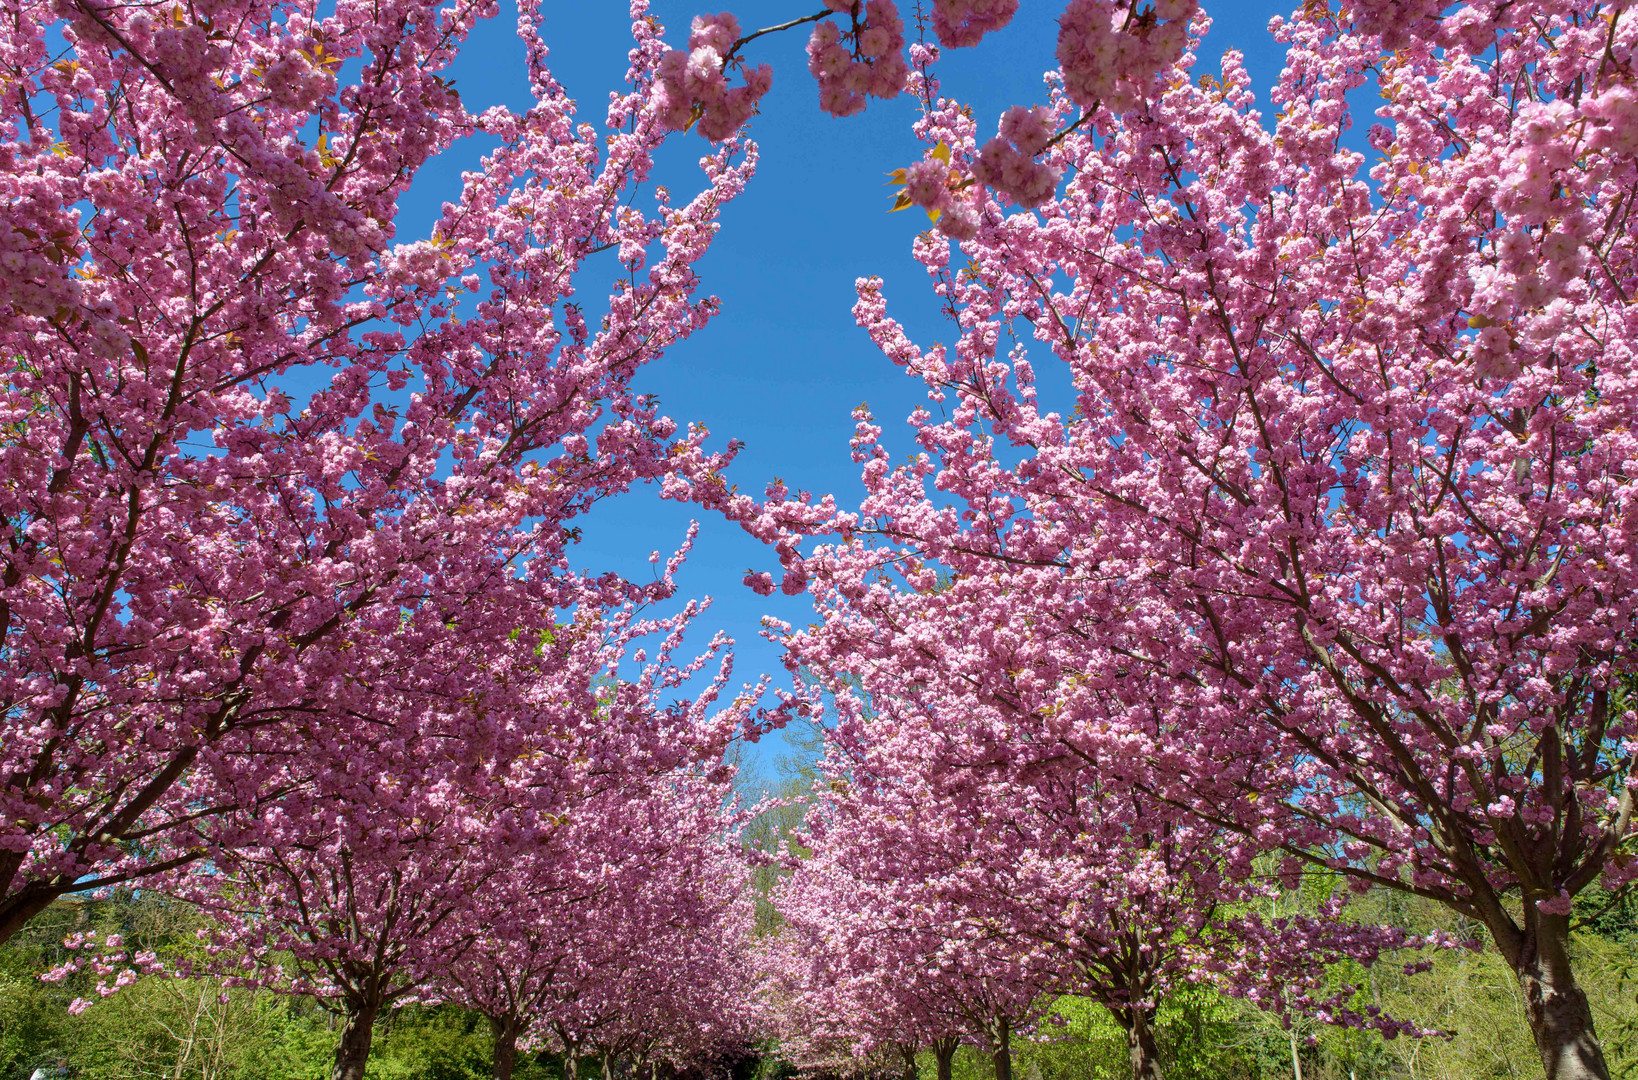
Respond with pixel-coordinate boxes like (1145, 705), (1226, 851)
(444, 772), (754, 1080)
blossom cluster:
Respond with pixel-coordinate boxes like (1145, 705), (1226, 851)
(893, 143), (982, 241)
(807, 0), (909, 117)
(973, 106), (1062, 207)
(39, 933), (165, 1015)
(929, 0), (1020, 47)
(1344, 0), (1447, 50)
(1057, 0), (1198, 112)
(657, 13), (773, 140)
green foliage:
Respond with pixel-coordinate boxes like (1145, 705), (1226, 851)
(897, 892), (1638, 1080)
(735, 726), (824, 936)
(365, 1006), (494, 1080)
(7, 887), (1638, 1080)
(1011, 997), (1125, 1080)
(0, 896), (527, 1080)
(0, 961), (70, 1080)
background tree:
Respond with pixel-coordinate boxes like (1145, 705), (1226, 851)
(444, 769), (755, 1080)
(764, 775), (1052, 1080)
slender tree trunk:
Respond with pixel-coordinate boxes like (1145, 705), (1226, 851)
(898, 1043), (919, 1080)
(331, 999), (382, 1080)
(601, 1052), (613, 1080)
(933, 1037), (958, 1080)
(489, 1015), (522, 1080)
(988, 1018), (1012, 1080)
(1493, 909), (1611, 1080)
(1112, 1008), (1163, 1080)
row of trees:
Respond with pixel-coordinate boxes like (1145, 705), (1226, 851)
(6, 0), (1638, 1077)
(41, 603), (762, 1080)
(14, 877), (1638, 1080)
(697, 3), (1638, 1080)
(759, 731), (1438, 1080)
(15, 778), (757, 1080)
(1, 0), (770, 1074)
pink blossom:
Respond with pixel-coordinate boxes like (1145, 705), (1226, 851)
(656, 12), (771, 141)
(806, 1), (908, 118)
(974, 107), (1062, 207)
(0, 0), (762, 952)
(930, 0), (1019, 47)
(1057, 0), (1197, 113)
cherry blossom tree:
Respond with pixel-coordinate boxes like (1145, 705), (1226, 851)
(173, 595), (755, 1080)
(190, 782), (489, 1080)
(0, 0), (760, 943)
(568, 855), (757, 1080)
(765, 830), (1042, 1080)
(767, 704), (1435, 1080)
(444, 769), (756, 1080)
(733, 1), (1638, 1077)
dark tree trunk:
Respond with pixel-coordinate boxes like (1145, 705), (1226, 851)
(990, 1044), (1012, 1080)
(331, 998), (382, 1080)
(932, 1037), (959, 1080)
(1493, 908), (1611, 1080)
(1112, 1008), (1163, 1080)
(490, 1014), (523, 1080)
(898, 1042), (919, 1080)
(0, 885), (59, 947)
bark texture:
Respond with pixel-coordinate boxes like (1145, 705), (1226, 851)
(988, 1018), (1013, 1080)
(330, 999), (381, 1080)
(1496, 910), (1611, 1080)
(1114, 1008), (1164, 1080)
(489, 1015), (522, 1080)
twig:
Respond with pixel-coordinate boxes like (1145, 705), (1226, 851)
(726, 9), (835, 62)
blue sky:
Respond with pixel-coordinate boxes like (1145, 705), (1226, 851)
(398, 0), (1296, 779)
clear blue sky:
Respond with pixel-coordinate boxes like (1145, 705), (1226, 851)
(398, 1), (1294, 779)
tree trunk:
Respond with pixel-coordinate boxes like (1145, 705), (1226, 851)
(899, 1043), (919, 1080)
(331, 999), (382, 1080)
(1112, 1008), (1163, 1080)
(1498, 909), (1611, 1080)
(0, 886), (58, 947)
(988, 1018), (1012, 1080)
(489, 1015), (522, 1080)
(990, 1044), (1012, 1080)
(933, 1038), (959, 1080)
